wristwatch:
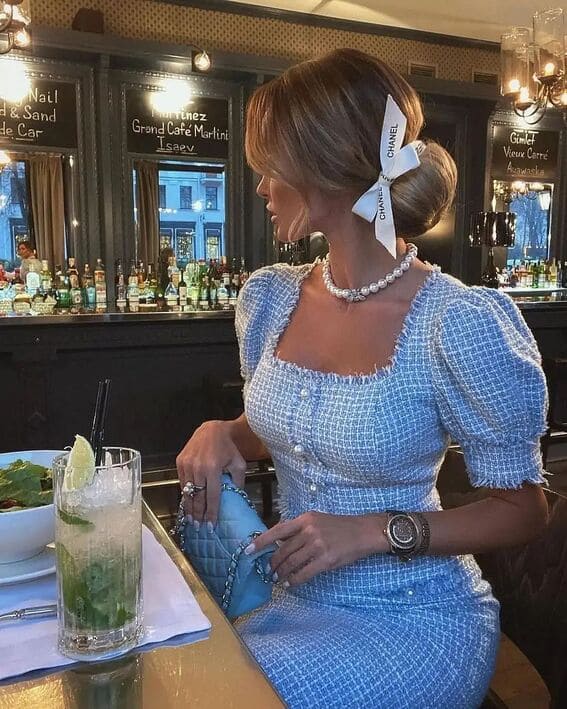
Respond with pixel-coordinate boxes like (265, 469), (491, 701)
(384, 511), (430, 562)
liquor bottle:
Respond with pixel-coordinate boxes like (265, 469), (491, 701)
(127, 261), (139, 312)
(12, 267), (24, 287)
(39, 260), (52, 295)
(524, 261), (533, 288)
(54, 264), (71, 311)
(217, 279), (230, 310)
(81, 263), (96, 309)
(239, 257), (249, 289)
(509, 264), (519, 288)
(94, 258), (107, 311)
(137, 261), (146, 286)
(165, 275), (178, 310)
(209, 273), (218, 309)
(549, 259), (558, 288)
(25, 266), (41, 298)
(531, 261), (540, 289)
(220, 256), (231, 288)
(168, 257), (180, 289)
(178, 268), (188, 309)
(12, 287), (31, 315)
(67, 258), (82, 311)
(198, 274), (210, 311)
(188, 265), (199, 310)
(562, 261), (567, 289)
(115, 259), (127, 310)
(145, 263), (157, 306)
(543, 260), (551, 288)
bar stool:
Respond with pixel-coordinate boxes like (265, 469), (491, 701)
(541, 358), (567, 469)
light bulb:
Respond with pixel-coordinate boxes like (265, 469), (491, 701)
(150, 79), (192, 113)
(0, 149), (11, 166)
(193, 50), (211, 72)
(14, 28), (30, 48)
(508, 78), (521, 93)
(0, 58), (31, 103)
(544, 62), (556, 76)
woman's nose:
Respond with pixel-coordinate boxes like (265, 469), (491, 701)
(256, 175), (268, 198)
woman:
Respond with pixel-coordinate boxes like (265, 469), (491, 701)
(177, 49), (548, 708)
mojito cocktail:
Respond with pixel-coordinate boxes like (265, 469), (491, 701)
(54, 440), (142, 661)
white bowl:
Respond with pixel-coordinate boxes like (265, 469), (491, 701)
(0, 450), (63, 564)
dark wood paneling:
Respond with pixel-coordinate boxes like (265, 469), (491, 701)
(0, 316), (240, 469)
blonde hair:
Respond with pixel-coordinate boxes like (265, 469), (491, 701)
(245, 48), (457, 241)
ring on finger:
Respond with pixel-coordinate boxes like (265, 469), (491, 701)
(183, 482), (207, 498)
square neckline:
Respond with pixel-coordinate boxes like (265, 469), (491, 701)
(266, 261), (441, 384)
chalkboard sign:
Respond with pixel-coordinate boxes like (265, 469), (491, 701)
(491, 125), (559, 181)
(0, 78), (77, 149)
(126, 89), (229, 159)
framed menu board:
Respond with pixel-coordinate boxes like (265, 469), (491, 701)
(491, 125), (559, 181)
(0, 78), (78, 149)
(126, 89), (229, 159)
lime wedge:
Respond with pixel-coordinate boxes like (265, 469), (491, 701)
(64, 434), (96, 491)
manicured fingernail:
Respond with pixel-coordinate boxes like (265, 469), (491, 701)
(244, 543), (256, 555)
(282, 581), (290, 589)
(272, 571), (278, 582)
(186, 514), (193, 525)
(207, 521), (214, 534)
(193, 520), (200, 532)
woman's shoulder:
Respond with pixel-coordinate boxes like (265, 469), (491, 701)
(238, 262), (314, 306)
(431, 272), (539, 359)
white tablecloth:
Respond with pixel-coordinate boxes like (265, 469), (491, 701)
(0, 525), (211, 681)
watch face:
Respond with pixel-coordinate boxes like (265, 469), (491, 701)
(390, 515), (417, 551)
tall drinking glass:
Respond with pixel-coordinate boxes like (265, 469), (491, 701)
(53, 447), (143, 661)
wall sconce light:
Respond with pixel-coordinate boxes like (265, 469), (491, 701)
(192, 49), (211, 72)
(0, 1), (31, 55)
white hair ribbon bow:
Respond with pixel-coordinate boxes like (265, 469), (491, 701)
(352, 95), (424, 259)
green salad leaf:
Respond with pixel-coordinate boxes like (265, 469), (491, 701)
(0, 459), (53, 511)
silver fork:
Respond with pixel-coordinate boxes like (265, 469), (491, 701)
(0, 604), (57, 622)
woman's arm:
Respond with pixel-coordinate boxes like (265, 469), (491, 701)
(176, 413), (269, 525)
(360, 484), (548, 556)
(252, 484), (548, 586)
(225, 413), (271, 462)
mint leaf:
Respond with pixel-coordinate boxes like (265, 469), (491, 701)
(58, 508), (93, 528)
(57, 543), (139, 631)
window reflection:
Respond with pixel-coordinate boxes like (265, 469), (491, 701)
(492, 180), (553, 265)
(133, 161), (225, 268)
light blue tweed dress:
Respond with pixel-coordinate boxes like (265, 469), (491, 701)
(234, 263), (548, 709)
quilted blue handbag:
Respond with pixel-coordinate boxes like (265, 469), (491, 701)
(175, 474), (276, 619)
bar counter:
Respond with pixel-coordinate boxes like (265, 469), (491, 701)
(1, 293), (567, 462)
(0, 503), (284, 709)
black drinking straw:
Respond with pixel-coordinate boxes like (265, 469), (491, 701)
(90, 378), (111, 466)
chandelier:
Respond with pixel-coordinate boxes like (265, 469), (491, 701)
(0, 0), (31, 55)
(500, 7), (566, 124)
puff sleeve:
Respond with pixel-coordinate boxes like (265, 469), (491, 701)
(432, 287), (548, 489)
(234, 266), (277, 402)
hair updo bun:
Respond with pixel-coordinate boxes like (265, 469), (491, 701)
(245, 47), (457, 240)
(390, 141), (457, 238)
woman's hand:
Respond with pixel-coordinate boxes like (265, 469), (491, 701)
(248, 511), (384, 586)
(176, 420), (247, 527)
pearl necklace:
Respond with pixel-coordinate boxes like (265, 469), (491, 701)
(321, 243), (418, 302)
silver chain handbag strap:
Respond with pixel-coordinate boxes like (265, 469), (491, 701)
(174, 482), (273, 612)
